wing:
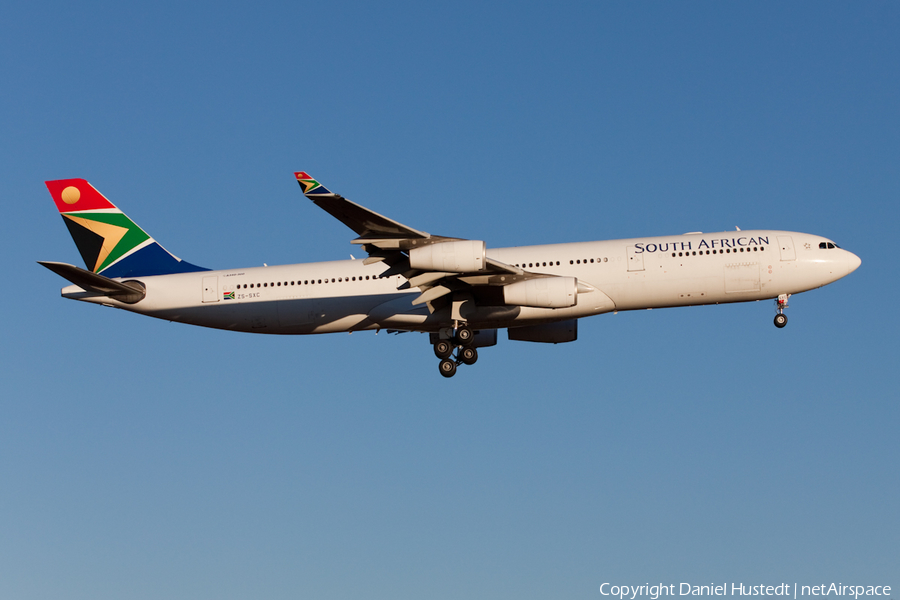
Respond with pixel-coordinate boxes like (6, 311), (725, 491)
(293, 172), (591, 311)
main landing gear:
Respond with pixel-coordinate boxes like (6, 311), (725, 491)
(774, 293), (790, 328)
(434, 325), (478, 378)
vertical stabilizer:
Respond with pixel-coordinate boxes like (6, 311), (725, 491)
(45, 179), (208, 278)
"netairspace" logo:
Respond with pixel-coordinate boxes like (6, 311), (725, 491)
(599, 583), (892, 600)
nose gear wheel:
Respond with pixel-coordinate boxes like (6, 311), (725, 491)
(773, 294), (790, 328)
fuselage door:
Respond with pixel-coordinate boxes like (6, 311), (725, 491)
(777, 236), (796, 261)
(626, 246), (645, 272)
(202, 276), (219, 302)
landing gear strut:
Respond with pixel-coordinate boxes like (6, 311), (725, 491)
(774, 294), (790, 328)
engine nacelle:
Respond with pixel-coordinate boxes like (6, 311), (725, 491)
(408, 240), (486, 273)
(502, 277), (577, 308)
(508, 319), (578, 344)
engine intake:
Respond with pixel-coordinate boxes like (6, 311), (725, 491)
(409, 240), (486, 273)
(502, 277), (577, 308)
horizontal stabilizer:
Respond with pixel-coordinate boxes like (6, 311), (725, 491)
(38, 261), (146, 304)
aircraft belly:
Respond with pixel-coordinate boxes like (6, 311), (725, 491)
(597, 268), (764, 311)
(146, 301), (277, 332)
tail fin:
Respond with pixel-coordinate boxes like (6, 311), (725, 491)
(45, 179), (208, 278)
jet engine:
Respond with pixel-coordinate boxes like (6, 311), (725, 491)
(408, 240), (486, 273)
(502, 277), (578, 308)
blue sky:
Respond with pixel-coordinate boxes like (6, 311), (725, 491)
(2, 2), (897, 599)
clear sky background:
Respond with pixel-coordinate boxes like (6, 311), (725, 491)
(1, 2), (897, 599)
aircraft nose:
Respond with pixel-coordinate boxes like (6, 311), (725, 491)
(846, 251), (861, 274)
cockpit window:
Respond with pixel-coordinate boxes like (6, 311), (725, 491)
(819, 242), (840, 249)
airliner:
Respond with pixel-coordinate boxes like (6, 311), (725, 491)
(40, 172), (861, 377)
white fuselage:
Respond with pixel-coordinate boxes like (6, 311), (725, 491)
(62, 230), (860, 334)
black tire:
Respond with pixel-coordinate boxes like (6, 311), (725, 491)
(433, 339), (453, 359)
(774, 314), (788, 328)
(454, 326), (474, 346)
(460, 347), (478, 365)
(439, 358), (457, 378)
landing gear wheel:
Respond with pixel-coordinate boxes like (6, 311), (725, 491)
(774, 313), (788, 328)
(454, 326), (474, 346)
(460, 347), (478, 365)
(439, 358), (457, 378)
(433, 339), (454, 359)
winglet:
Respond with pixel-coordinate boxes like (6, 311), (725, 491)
(294, 172), (335, 196)
(293, 171), (431, 240)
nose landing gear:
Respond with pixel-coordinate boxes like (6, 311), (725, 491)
(774, 294), (790, 328)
